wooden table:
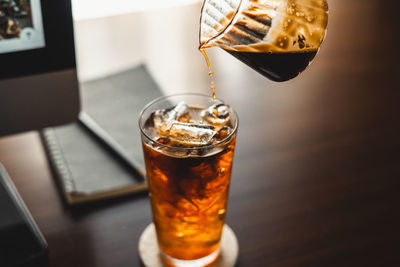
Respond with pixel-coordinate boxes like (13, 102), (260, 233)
(1, 0), (399, 266)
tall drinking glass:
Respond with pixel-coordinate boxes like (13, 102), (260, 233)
(139, 94), (238, 266)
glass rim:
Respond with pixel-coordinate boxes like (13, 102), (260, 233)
(138, 93), (238, 150)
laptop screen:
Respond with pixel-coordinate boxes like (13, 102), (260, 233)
(0, 0), (76, 81)
(0, 0), (46, 54)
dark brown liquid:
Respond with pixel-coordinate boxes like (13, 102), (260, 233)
(142, 136), (236, 261)
(225, 50), (317, 82)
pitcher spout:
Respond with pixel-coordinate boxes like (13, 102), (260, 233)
(199, 0), (242, 49)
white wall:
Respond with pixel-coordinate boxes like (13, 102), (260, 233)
(73, 0), (213, 96)
(74, 14), (144, 82)
(142, 2), (209, 94)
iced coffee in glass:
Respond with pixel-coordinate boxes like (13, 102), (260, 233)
(139, 94), (238, 266)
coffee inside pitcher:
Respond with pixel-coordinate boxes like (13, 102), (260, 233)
(199, 0), (328, 82)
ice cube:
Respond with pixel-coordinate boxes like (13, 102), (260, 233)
(169, 101), (189, 121)
(152, 109), (165, 127)
(201, 103), (231, 126)
(150, 110), (171, 135)
(187, 107), (203, 123)
(169, 122), (217, 146)
(213, 125), (232, 142)
(151, 102), (190, 134)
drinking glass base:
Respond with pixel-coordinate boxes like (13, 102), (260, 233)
(161, 247), (220, 267)
(138, 223), (238, 267)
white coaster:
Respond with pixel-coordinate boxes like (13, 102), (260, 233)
(138, 223), (239, 267)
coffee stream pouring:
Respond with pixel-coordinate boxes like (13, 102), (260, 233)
(199, 0), (328, 81)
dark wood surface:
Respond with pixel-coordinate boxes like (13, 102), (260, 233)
(1, 0), (400, 266)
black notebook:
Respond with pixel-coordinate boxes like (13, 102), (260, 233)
(41, 65), (163, 204)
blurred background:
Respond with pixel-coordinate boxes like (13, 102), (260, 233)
(71, 0), (400, 164)
(1, 0), (399, 265)
(73, 0), (208, 93)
